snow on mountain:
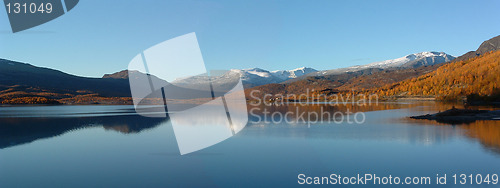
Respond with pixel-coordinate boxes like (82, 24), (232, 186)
(351, 52), (455, 69)
(315, 51), (455, 76)
(171, 52), (454, 88)
(270, 67), (318, 80)
(229, 67), (318, 86)
(172, 67), (318, 88)
(245, 68), (273, 78)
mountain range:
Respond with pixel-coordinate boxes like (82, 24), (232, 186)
(246, 35), (500, 100)
(173, 51), (453, 89)
(292, 51), (454, 80)
(0, 35), (499, 104)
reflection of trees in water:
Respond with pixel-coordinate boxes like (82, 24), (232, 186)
(406, 118), (500, 155)
(248, 102), (446, 122)
(460, 121), (500, 155)
(249, 101), (449, 115)
(0, 115), (169, 149)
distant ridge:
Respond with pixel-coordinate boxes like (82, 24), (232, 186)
(102, 70), (129, 79)
(307, 51), (454, 78)
(352, 51), (454, 69)
(453, 35), (500, 62)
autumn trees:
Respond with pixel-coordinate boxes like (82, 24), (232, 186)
(372, 51), (500, 101)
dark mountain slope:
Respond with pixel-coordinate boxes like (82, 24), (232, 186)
(0, 59), (131, 97)
(452, 35), (500, 62)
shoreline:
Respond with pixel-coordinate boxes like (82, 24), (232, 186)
(410, 107), (500, 124)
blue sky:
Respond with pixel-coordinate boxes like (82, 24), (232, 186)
(1, 0), (499, 77)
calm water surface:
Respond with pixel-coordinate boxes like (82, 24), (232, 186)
(0, 102), (499, 187)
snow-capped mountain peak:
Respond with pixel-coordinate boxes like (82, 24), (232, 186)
(243, 68), (273, 78)
(270, 67), (317, 80)
(172, 51), (453, 89)
(314, 51), (455, 76)
(352, 51), (455, 69)
(235, 67), (318, 85)
(173, 67), (318, 88)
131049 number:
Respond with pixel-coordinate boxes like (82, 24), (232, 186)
(453, 174), (498, 185)
(5, 3), (53, 14)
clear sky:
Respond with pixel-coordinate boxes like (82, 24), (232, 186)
(1, 0), (499, 78)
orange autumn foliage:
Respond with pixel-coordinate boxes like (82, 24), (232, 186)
(372, 50), (500, 101)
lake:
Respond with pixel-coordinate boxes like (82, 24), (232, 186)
(1, 102), (499, 187)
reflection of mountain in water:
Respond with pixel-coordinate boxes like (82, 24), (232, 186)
(0, 115), (168, 149)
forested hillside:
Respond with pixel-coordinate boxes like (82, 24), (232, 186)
(372, 50), (500, 101)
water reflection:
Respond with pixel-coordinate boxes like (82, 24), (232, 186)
(247, 101), (453, 120)
(1, 102), (499, 157)
(0, 115), (168, 149)
(463, 121), (500, 154)
(405, 117), (500, 155)
(248, 102), (500, 156)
